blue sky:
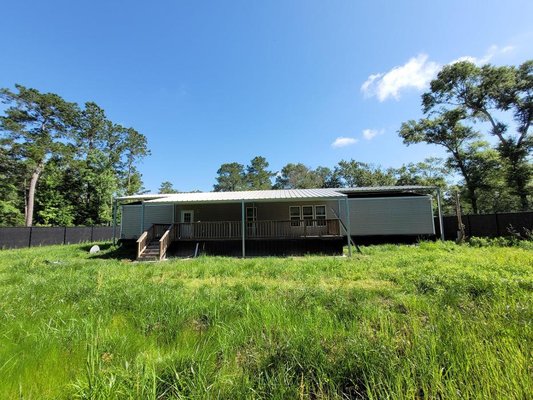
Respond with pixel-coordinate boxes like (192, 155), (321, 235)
(1, 0), (532, 192)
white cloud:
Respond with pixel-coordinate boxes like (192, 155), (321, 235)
(362, 128), (384, 140)
(361, 54), (440, 102)
(331, 137), (358, 148)
(361, 44), (515, 102)
(451, 44), (515, 65)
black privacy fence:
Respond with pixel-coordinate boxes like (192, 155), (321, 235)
(1, 212), (532, 249)
(434, 212), (533, 241)
(0, 226), (119, 249)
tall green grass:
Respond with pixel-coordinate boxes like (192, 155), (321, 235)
(0, 242), (531, 399)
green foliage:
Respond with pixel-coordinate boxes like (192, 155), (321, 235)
(213, 162), (247, 191)
(0, 84), (79, 226)
(0, 144), (24, 225)
(334, 159), (396, 187)
(245, 156), (275, 190)
(421, 60), (532, 210)
(214, 157), (275, 191)
(393, 156), (449, 188)
(468, 236), (527, 249)
(0, 85), (149, 226)
(158, 181), (179, 194)
(35, 158), (75, 225)
(0, 243), (531, 399)
(274, 163), (334, 189)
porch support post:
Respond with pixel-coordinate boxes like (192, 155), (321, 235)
(112, 198), (117, 246)
(344, 197), (352, 257)
(141, 202), (145, 233)
(241, 200), (246, 258)
(436, 188), (444, 241)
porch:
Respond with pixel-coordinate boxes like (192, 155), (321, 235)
(136, 219), (342, 260)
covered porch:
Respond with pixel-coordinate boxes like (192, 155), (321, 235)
(137, 218), (344, 260)
(130, 189), (352, 260)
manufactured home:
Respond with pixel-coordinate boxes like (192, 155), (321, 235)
(114, 186), (442, 260)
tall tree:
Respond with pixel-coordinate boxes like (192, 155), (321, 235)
(422, 60), (532, 209)
(72, 102), (117, 224)
(393, 157), (449, 188)
(0, 141), (24, 225)
(0, 85), (78, 226)
(213, 162), (246, 191)
(35, 157), (75, 225)
(245, 156), (275, 190)
(334, 160), (396, 187)
(121, 127), (150, 195)
(274, 163), (328, 189)
(399, 109), (497, 213)
(159, 181), (178, 194)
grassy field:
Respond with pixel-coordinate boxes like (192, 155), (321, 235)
(0, 242), (531, 399)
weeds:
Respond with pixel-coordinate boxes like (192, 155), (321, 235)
(0, 242), (531, 399)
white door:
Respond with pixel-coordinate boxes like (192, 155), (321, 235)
(180, 210), (194, 238)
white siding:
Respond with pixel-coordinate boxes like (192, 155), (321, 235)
(143, 204), (173, 227)
(346, 196), (435, 235)
(120, 205), (142, 239)
(120, 197), (434, 239)
(120, 204), (173, 239)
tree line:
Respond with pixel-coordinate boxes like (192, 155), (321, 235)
(0, 85), (149, 227)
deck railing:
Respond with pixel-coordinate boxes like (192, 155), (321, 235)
(158, 219), (340, 241)
(174, 220), (242, 240)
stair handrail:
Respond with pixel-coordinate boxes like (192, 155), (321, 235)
(136, 224), (154, 259)
(159, 224), (173, 260)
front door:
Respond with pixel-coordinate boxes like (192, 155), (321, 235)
(180, 210), (194, 238)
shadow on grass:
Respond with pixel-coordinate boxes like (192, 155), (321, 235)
(82, 242), (136, 261)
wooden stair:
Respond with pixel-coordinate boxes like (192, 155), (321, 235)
(137, 240), (161, 261)
(136, 224), (174, 261)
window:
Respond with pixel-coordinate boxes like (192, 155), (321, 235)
(315, 205), (326, 226)
(302, 206), (313, 226)
(289, 206), (301, 226)
(246, 207), (257, 222)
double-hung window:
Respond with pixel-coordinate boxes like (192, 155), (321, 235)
(289, 205), (327, 227)
(315, 205), (326, 226)
(289, 206), (301, 226)
(302, 206), (314, 226)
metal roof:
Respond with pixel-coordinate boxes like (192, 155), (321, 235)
(338, 185), (436, 193)
(116, 186), (435, 204)
(115, 194), (171, 201)
(144, 188), (346, 204)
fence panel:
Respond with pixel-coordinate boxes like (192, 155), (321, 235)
(0, 226), (120, 249)
(30, 227), (65, 246)
(435, 212), (533, 240)
(467, 214), (498, 237)
(497, 212), (533, 236)
(65, 227), (92, 244)
(0, 227), (31, 249)
(92, 227), (115, 241)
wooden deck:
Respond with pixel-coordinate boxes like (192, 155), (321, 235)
(136, 219), (342, 260)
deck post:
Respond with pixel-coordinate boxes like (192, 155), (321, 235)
(112, 198), (117, 246)
(241, 200), (246, 257)
(436, 187), (444, 241)
(345, 197), (352, 257)
(141, 202), (145, 233)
